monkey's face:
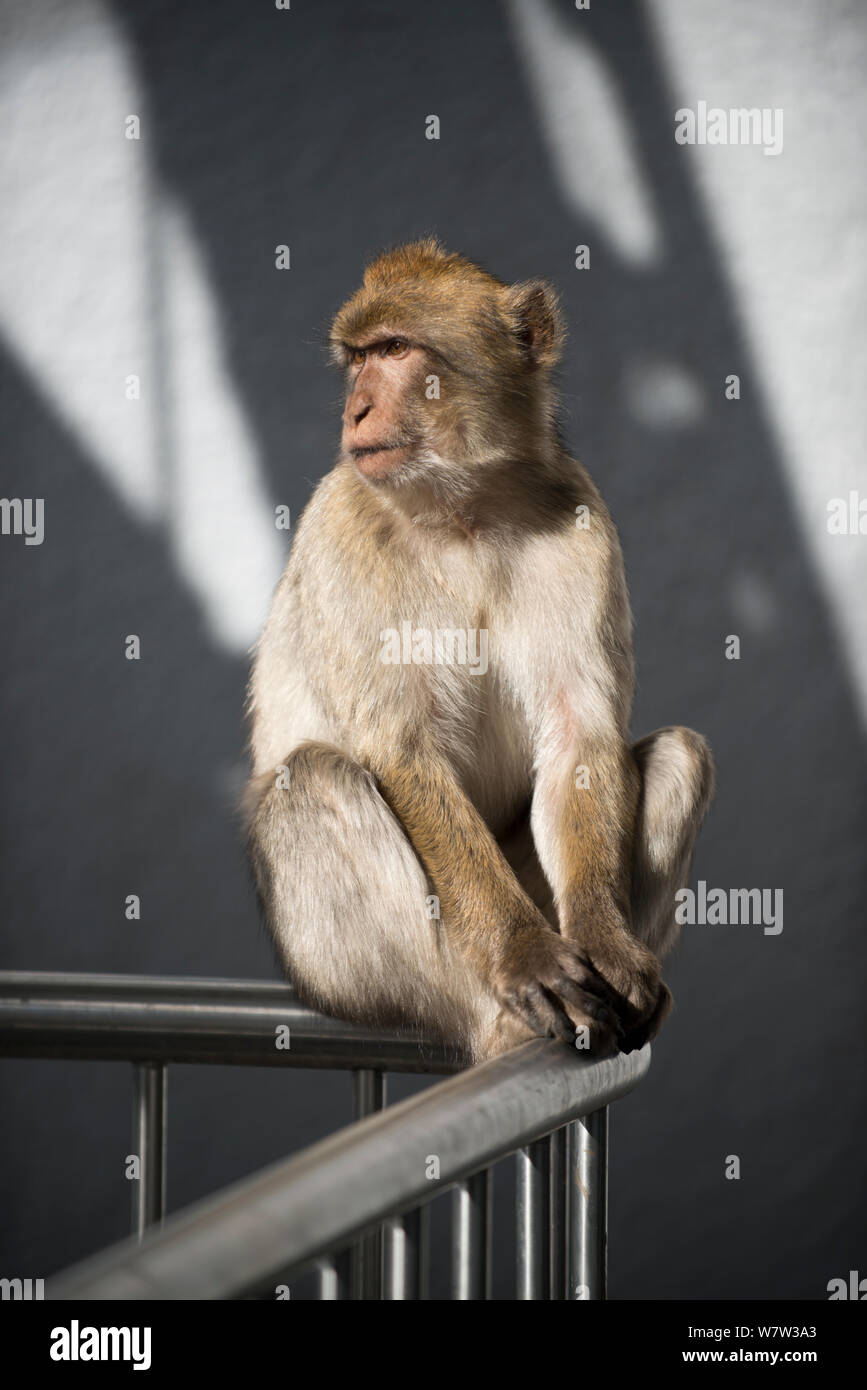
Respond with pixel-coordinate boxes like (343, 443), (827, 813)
(331, 240), (565, 497)
(339, 334), (427, 481)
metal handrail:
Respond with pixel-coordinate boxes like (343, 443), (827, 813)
(51, 1038), (649, 1300)
(0, 971), (463, 1072)
(0, 971), (651, 1300)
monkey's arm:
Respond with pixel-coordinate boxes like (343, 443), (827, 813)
(531, 721), (664, 1039)
(367, 736), (622, 1048)
(519, 504), (666, 1041)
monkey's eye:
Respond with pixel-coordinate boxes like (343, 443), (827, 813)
(349, 347), (366, 368)
(385, 339), (409, 358)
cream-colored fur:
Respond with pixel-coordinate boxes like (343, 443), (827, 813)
(246, 240), (713, 1061)
(245, 462), (713, 1060)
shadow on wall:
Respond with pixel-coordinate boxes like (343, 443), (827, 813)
(0, 0), (864, 1299)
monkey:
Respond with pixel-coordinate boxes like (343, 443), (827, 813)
(244, 239), (714, 1063)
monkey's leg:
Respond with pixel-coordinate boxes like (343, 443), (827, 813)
(490, 726), (713, 1060)
(475, 809), (559, 1058)
(630, 726), (715, 960)
(475, 810), (627, 1061)
(246, 742), (500, 1058)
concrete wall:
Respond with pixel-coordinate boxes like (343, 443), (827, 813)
(1, 0), (865, 1298)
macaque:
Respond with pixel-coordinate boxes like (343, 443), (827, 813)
(245, 240), (714, 1062)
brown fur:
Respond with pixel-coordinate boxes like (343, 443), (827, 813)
(244, 243), (715, 1061)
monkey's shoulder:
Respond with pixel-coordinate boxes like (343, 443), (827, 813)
(514, 461), (622, 577)
(289, 465), (399, 568)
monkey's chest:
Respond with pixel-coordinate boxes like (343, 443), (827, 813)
(421, 656), (533, 834)
(460, 696), (533, 833)
(376, 543), (533, 829)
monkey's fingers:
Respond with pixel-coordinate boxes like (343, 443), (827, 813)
(549, 976), (624, 1043)
(571, 955), (626, 1012)
(576, 950), (655, 1033)
(519, 984), (619, 1056)
(619, 981), (672, 1052)
(555, 943), (634, 1028)
(505, 983), (576, 1045)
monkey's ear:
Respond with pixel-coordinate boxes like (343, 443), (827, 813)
(504, 280), (565, 368)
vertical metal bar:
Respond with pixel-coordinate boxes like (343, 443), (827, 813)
(548, 1127), (567, 1300)
(516, 1139), (550, 1299)
(351, 1069), (385, 1299)
(318, 1250), (352, 1300)
(567, 1107), (609, 1300)
(383, 1207), (427, 1299)
(417, 1202), (430, 1300)
(452, 1168), (492, 1299)
(131, 1062), (166, 1239)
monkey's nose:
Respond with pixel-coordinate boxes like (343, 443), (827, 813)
(344, 389), (374, 430)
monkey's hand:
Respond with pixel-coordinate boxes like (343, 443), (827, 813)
(573, 924), (670, 1053)
(492, 922), (625, 1054)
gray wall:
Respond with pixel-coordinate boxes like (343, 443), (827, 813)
(1, 0), (865, 1299)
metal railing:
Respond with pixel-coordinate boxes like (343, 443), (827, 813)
(0, 971), (650, 1300)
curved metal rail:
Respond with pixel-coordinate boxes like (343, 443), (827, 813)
(0, 972), (650, 1300)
